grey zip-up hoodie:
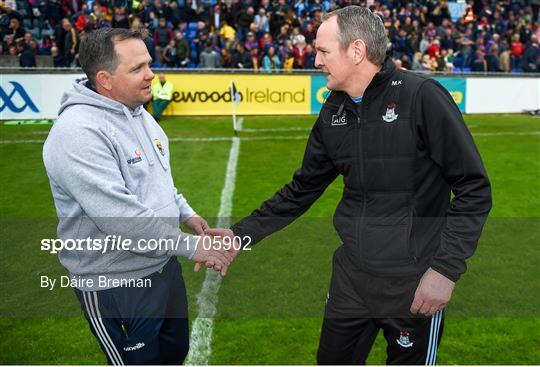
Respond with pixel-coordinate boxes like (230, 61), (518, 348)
(43, 78), (197, 291)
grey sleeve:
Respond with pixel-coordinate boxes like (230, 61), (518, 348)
(43, 122), (197, 259)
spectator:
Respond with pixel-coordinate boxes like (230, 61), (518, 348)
(419, 34), (430, 54)
(113, 5), (129, 28)
(293, 34), (306, 68)
(290, 26), (302, 46)
(303, 22), (316, 44)
(254, 8), (269, 37)
(444, 49), (455, 72)
(262, 46), (280, 71)
(199, 41), (220, 68)
(521, 36), (539, 72)
(421, 54), (435, 71)
(220, 47), (233, 68)
(436, 49), (447, 71)
(19, 40), (37, 67)
(162, 39), (178, 68)
(174, 31), (190, 67)
(511, 33), (524, 69)
(400, 53), (412, 70)
(486, 45), (501, 72)
(273, 0), (291, 31)
(499, 41), (512, 72)
(249, 46), (260, 70)
(0, 0), (535, 72)
(9, 18), (25, 42)
(441, 28), (455, 50)
(304, 43), (315, 69)
(236, 6), (254, 41)
(219, 19), (236, 42)
(393, 28), (409, 59)
(278, 38), (294, 64)
(169, 0), (183, 28)
(62, 18), (78, 67)
(51, 40), (62, 66)
(73, 3), (90, 32)
(232, 42), (252, 68)
(259, 32), (274, 53)
(276, 25), (290, 46)
(244, 32), (258, 51)
(471, 50), (487, 72)
(426, 39), (441, 59)
(38, 35), (53, 55)
(153, 17), (173, 64)
(459, 30), (474, 68)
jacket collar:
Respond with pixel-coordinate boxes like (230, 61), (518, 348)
(365, 56), (396, 92)
(324, 56), (397, 113)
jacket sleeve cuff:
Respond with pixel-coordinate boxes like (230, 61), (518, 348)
(429, 261), (460, 283)
(172, 233), (198, 260)
(230, 223), (254, 249)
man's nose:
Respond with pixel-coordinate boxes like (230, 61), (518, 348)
(314, 52), (323, 69)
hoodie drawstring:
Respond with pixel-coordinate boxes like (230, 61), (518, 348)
(122, 106), (155, 167)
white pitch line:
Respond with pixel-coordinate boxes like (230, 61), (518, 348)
(169, 137), (233, 142)
(239, 127), (312, 132)
(0, 139), (45, 144)
(185, 136), (240, 366)
(1, 131), (539, 145)
(473, 131), (540, 136)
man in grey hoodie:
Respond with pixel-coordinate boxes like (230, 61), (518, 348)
(43, 28), (233, 365)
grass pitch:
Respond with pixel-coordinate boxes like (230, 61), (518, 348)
(0, 114), (538, 364)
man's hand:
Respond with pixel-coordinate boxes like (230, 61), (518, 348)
(191, 235), (233, 277)
(410, 267), (455, 316)
(193, 228), (241, 274)
(185, 215), (209, 235)
(206, 227), (241, 261)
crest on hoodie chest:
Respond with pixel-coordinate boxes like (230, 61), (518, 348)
(154, 139), (166, 156)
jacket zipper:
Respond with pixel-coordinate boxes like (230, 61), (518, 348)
(408, 206), (418, 262)
(357, 111), (366, 261)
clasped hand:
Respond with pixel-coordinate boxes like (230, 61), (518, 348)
(184, 216), (238, 277)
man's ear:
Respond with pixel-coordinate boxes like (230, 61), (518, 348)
(351, 39), (366, 65)
(95, 70), (113, 91)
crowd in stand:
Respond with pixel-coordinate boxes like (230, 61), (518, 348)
(0, 0), (538, 72)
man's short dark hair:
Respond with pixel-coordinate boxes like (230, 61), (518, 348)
(79, 28), (146, 87)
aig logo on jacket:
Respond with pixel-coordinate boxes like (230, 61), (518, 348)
(331, 113), (347, 126)
(382, 102), (399, 123)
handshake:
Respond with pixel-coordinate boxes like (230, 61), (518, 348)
(185, 215), (240, 277)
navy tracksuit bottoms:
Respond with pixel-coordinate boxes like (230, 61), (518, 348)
(75, 258), (189, 365)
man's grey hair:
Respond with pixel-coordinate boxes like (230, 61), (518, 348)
(323, 6), (387, 66)
(79, 28), (146, 87)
